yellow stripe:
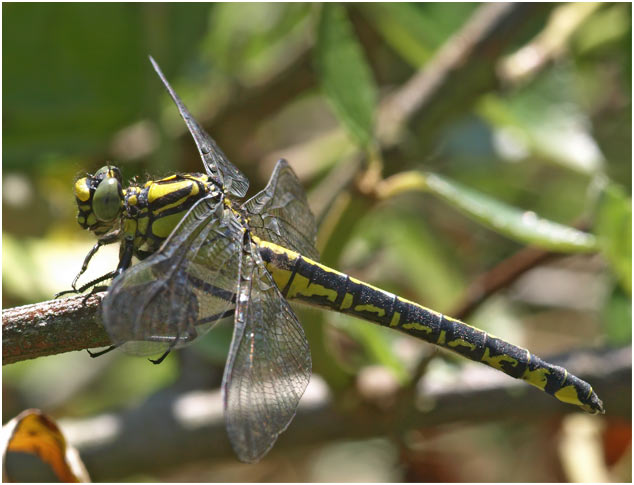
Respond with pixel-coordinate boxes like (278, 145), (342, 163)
(341, 293), (354, 310)
(354, 304), (385, 317)
(554, 385), (583, 406)
(389, 311), (400, 327)
(402, 322), (432, 333)
(481, 347), (519, 371)
(521, 366), (550, 391)
(74, 178), (91, 202)
(148, 180), (199, 213)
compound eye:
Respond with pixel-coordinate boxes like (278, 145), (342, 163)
(95, 166), (111, 176)
(93, 177), (121, 222)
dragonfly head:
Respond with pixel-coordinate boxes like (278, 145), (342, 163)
(74, 165), (124, 235)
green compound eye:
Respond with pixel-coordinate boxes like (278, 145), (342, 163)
(93, 177), (121, 222)
(95, 165), (113, 177)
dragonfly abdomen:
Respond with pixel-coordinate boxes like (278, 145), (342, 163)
(257, 237), (604, 415)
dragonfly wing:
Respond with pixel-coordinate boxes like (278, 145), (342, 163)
(102, 196), (243, 356)
(149, 56), (249, 198)
(243, 159), (319, 260)
(223, 246), (311, 463)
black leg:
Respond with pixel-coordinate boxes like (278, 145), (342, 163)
(55, 271), (116, 298)
(87, 345), (117, 358)
(57, 232), (121, 297)
(149, 350), (171, 365)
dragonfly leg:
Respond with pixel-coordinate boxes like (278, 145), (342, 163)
(57, 231), (121, 297)
(57, 236), (133, 299)
(87, 345), (117, 358)
(56, 271), (117, 298)
(149, 350), (170, 365)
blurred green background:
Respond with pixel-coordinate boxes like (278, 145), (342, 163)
(3, 3), (631, 482)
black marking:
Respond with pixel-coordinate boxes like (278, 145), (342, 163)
(334, 275), (350, 308)
(281, 254), (301, 298)
(187, 273), (236, 302)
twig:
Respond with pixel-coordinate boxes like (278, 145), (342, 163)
(2, 294), (108, 365)
(377, 2), (551, 148)
(451, 246), (558, 321)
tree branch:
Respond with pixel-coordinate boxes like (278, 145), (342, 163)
(59, 345), (630, 481)
(2, 294), (108, 365)
(377, 2), (551, 149)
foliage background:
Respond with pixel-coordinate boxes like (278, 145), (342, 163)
(2, 3), (631, 482)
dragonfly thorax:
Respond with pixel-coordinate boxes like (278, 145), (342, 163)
(122, 171), (219, 260)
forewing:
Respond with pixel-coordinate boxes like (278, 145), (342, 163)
(102, 196), (243, 356)
(223, 247), (311, 463)
(243, 159), (319, 260)
(149, 56), (249, 198)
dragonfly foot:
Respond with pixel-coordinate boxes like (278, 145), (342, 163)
(87, 346), (117, 358)
(149, 350), (170, 365)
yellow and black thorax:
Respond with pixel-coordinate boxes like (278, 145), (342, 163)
(73, 166), (221, 260)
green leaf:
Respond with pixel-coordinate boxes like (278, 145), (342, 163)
(331, 314), (409, 384)
(359, 3), (475, 67)
(594, 182), (632, 293)
(602, 283), (632, 345)
(424, 172), (598, 252)
(203, 3), (311, 82)
(477, 69), (606, 175)
(315, 4), (378, 148)
(351, 205), (465, 311)
(3, 3), (211, 171)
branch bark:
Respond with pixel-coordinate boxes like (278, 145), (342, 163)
(2, 294), (108, 365)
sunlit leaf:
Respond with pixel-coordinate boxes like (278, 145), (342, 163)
(477, 69), (606, 175)
(359, 3), (475, 67)
(423, 172), (598, 252)
(316, 4), (378, 148)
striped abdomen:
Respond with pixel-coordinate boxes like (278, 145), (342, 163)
(256, 238), (604, 414)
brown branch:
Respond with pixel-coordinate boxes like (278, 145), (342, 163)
(451, 246), (557, 321)
(61, 345), (630, 481)
(2, 294), (108, 365)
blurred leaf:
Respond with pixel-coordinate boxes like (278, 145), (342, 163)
(3, 3), (211, 171)
(602, 283), (632, 345)
(594, 182), (632, 294)
(330, 315), (409, 384)
(477, 67), (606, 175)
(203, 3), (311, 83)
(573, 3), (631, 55)
(2, 409), (90, 482)
(359, 3), (475, 67)
(359, 3), (436, 67)
(349, 204), (465, 311)
(316, 4), (378, 148)
(423, 172), (598, 252)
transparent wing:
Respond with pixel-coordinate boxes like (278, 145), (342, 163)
(102, 196), (243, 356)
(243, 159), (319, 260)
(223, 245), (311, 463)
(149, 56), (249, 198)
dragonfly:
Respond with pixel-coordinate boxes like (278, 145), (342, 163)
(65, 56), (604, 463)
